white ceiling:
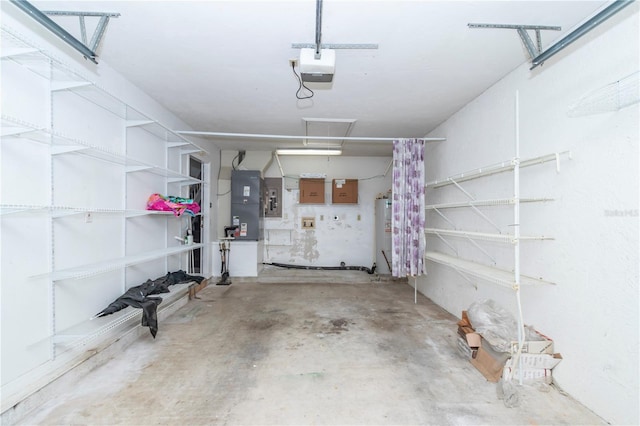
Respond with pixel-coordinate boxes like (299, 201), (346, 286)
(33, 0), (610, 156)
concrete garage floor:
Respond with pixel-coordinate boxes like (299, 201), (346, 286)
(18, 273), (604, 425)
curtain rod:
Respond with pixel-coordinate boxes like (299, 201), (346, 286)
(177, 130), (445, 143)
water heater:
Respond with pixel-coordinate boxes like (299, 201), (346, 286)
(375, 198), (393, 274)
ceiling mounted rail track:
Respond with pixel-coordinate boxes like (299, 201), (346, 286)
(292, 0), (378, 52)
(468, 23), (562, 60)
(8, 0), (119, 64)
(469, 0), (634, 69)
(529, 0), (634, 69)
(40, 10), (120, 54)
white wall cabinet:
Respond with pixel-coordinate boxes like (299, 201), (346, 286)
(0, 25), (207, 407)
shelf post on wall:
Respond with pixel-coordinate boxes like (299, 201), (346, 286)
(47, 56), (56, 360)
(514, 90), (524, 385)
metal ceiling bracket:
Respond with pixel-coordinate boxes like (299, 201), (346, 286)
(293, 0), (378, 52)
(471, 0), (633, 70)
(530, 0), (634, 69)
(292, 43), (379, 50)
(468, 23), (561, 60)
(8, 0), (119, 64)
(41, 11), (121, 53)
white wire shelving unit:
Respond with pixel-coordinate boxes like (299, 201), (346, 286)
(425, 197), (553, 210)
(1, 23), (207, 391)
(2, 115), (201, 186)
(424, 251), (555, 288)
(0, 203), (197, 220)
(425, 228), (555, 244)
(425, 152), (570, 188)
(52, 282), (192, 347)
(424, 147), (571, 285)
(424, 91), (571, 384)
(33, 243), (205, 282)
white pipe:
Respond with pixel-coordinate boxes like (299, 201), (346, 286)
(274, 153), (285, 177)
(177, 130), (446, 143)
(383, 158), (393, 177)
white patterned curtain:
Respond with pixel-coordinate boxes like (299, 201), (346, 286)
(391, 139), (426, 277)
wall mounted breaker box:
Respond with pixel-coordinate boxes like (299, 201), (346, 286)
(332, 179), (358, 204)
(264, 177), (283, 218)
(300, 178), (326, 204)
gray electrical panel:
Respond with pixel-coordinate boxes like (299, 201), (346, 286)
(231, 170), (264, 240)
(264, 177), (283, 218)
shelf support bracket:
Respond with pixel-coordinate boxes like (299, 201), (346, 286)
(450, 266), (477, 289)
(449, 178), (502, 233)
(432, 232), (458, 256)
(464, 236), (497, 265)
(432, 208), (457, 229)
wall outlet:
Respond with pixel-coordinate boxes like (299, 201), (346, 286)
(302, 217), (315, 229)
(289, 59), (298, 67)
(85, 212), (92, 223)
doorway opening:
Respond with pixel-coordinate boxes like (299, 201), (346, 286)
(189, 156), (203, 273)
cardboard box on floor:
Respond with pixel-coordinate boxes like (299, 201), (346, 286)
(470, 338), (511, 382)
(457, 311), (510, 382)
(457, 310), (472, 328)
(457, 310), (561, 383)
(457, 310), (481, 349)
(509, 329), (554, 355)
(503, 353), (563, 384)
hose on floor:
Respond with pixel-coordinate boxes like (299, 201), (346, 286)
(263, 262), (377, 275)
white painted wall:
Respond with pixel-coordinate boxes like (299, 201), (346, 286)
(417, 5), (639, 424)
(1, 3), (220, 231)
(1, 5), (219, 410)
(263, 156), (392, 268)
(214, 154), (391, 273)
